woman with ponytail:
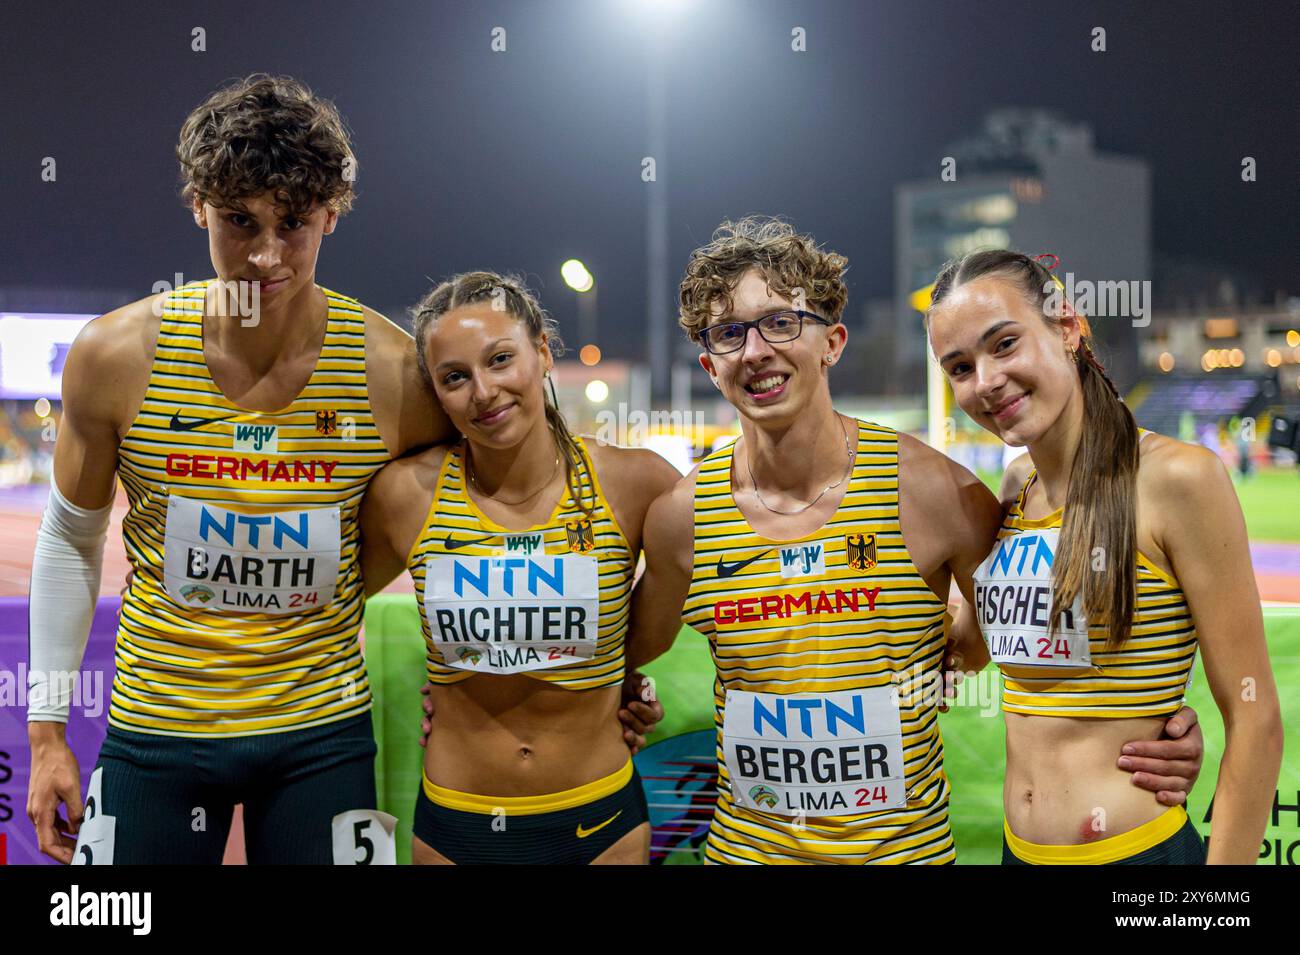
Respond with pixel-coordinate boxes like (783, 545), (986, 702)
(359, 272), (680, 864)
(928, 250), (1282, 865)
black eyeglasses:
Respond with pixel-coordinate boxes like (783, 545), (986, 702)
(699, 310), (833, 355)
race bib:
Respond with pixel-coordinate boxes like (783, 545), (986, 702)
(71, 767), (116, 866)
(424, 554), (600, 674)
(331, 810), (398, 865)
(163, 497), (342, 615)
(973, 527), (1092, 668)
(722, 687), (907, 818)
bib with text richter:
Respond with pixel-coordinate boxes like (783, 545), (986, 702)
(163, 497), (341, 615)
(722, 687), (907, 818)
(972, 526), (1092, 668)
(424, 554), (600, 674)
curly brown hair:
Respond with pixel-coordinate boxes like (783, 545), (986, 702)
(678, 216), (849, 342)
(177, 74), (356, 218)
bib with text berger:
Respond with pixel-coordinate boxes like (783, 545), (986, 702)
(163, 497), (342, 615)
(722, 687), (907, 818)
(424, 554), (600, 674)
(973, 526), (1092, 668)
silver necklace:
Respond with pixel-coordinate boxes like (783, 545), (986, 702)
(745, 422), (854, 516)
(465, 444), (561, 506)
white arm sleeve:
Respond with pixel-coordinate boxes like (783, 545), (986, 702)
(26, 482), (113, 723)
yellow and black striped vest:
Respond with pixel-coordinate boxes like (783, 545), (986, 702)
(407, 437), (631, 690)
(112, 281), (391, 737)
(981, 463), (1198, 718)
(681, 420), (955, 864)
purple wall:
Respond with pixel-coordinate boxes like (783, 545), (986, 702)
(0, 596), (118, 865)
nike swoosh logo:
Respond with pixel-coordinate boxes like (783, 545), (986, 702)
(716, 550), (772, 578)
(442, 534), (497, 550)
(576, 810), (622, 839)
(169, 410), (241, 432)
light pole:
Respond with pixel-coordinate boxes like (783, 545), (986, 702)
(561, 258), (598, 353)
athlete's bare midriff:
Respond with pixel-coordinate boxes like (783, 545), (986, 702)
(423, 677), (627, 797)
(1004, 711), (1170, 845)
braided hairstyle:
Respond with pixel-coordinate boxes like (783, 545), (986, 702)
(929, 250), (1139, 648)
(410, 272), (595, 519)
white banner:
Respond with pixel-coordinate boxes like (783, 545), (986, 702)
(424, 554), (600, 674)
(723, 687), (907, 818)
(163, 497), (341, 615)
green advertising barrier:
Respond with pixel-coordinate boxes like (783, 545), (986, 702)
(364, 594), (1298, 865)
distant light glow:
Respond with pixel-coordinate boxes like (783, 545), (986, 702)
(34, 397), (51, 417)
(561, 259), (594, 293)
(579, 344), (601, 366)
(585, 379), (609, 403)
(1157, 352), (1174, 373)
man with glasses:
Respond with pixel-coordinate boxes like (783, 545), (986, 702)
(627, 216), (1205, 864)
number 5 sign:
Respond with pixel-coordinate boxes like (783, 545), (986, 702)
(331, 809), (398, 865)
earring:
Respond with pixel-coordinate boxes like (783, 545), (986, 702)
(825, 355), (834, 365)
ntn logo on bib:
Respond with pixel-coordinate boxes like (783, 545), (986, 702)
(974, 526), (1091, 668)
(424, 554), (600, 674)
(162, 497), (341, 615)
(723, 688), (907, 817)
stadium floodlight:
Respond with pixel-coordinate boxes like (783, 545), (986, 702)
(561, 259), (594, 293)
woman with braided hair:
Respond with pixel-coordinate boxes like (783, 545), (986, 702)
(928, 250), (1282, 864)
(359, 271), (679, 864)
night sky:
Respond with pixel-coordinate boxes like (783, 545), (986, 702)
(2, 0), (1297, 357)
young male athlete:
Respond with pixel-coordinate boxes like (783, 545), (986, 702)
(629, 217), (1205, 864)
(25, 75), (448, 864)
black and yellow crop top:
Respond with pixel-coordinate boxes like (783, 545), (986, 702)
(405, 437), (632, 690)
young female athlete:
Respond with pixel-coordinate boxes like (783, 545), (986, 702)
(629, 217), (1207, 864)
(927, 250), (1283, 864)
(359, 272), (680, 864)
(26, 75), (450, 864)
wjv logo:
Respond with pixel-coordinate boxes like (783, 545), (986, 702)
(233, 424), (278, 454)
(503, 532), (544, 555)
(779, 543), (824, 579)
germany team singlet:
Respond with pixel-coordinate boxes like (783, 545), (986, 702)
(682, 420), (954, 864)
(972, 445), (1199, 718)
(405, 438), (632, 689)
(111, 281), (391, 737)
